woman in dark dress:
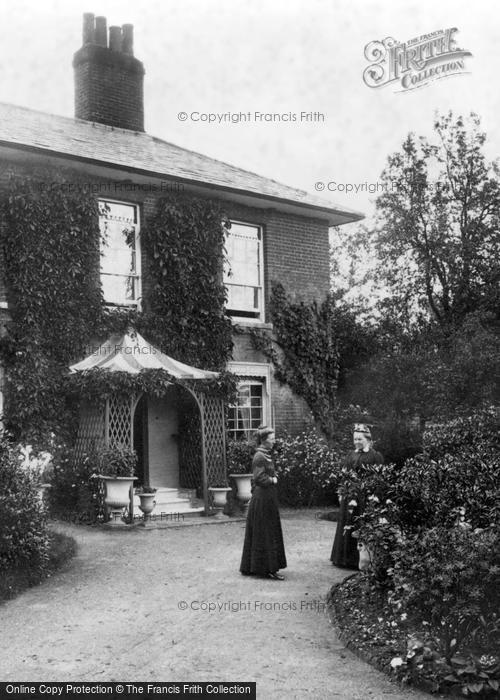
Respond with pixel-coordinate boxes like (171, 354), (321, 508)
(240, 426), (287, 580)
(330, 424), (384, 569)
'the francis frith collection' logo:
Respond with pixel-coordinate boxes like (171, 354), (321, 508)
(363, 28), (472, 91)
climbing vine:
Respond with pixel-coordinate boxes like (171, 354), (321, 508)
(0, 172), (235, 446)
(1, 169), (104, 445)
(250, 282), (341, 437)
(137, 195), (233, 370)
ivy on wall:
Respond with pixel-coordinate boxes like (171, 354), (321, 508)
(138, 196), (233, 370)
(0, 172), (235, 446)
(250, 282), (341, 437)
(1, 170), (104, 444)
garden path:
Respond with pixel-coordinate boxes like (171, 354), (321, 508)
(0, 510), (434, 699)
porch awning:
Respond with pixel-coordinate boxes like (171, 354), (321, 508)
(69, 329), (218, 380)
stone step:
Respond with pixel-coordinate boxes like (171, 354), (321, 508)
(132, 489), (206, 518)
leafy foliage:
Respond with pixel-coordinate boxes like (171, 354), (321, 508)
(226, 438), (255, 475)
(95, 445), (137, 477)
(1, 170), (103, 445)
(273, 429), (342, 506)
(373, 112), (500, 329)
(48, 448), (99, 523)
(139, 195), (233, 370)
(0, 433), (49, 574)
(66, 367), (237, 404)
(391, 526), (500, 660)
(330, 113), (500, 428)
(251, 283), (376, 437)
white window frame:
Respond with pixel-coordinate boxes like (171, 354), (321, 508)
(99, 199), (141, 309)
(227, 362), (272, 440)
(224, 221), (264, 322)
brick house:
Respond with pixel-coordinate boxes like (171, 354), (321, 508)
(0, 14), (362, 505)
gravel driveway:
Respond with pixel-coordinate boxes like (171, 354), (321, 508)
(0, 510), (432, 699)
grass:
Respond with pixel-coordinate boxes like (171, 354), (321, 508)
(0, 531), (77, 605)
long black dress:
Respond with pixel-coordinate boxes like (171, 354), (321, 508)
(330, 448), (384, 569)
(240, 446), (287, 576)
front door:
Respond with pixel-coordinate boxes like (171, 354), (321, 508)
(147, 391), (179, 488)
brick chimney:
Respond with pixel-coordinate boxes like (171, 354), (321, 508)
(73, 13), (145, 132)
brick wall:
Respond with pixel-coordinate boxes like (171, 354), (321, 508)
(73, 44), (145, 132)
(225, 202), (330, 313)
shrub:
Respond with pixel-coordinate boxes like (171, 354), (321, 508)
(391, 526), (500, 660)
(376, 419), (423, 466)
(273, 429), (342, 506)
(396, 447), (500, 531)
(226, 438), (255, 475)
(355, 496), (404, 584)
(0, 433), (49, 575)
(48, 448), (99, 522)
(423, 407), (500, 460)
(95, 445), (137, 477)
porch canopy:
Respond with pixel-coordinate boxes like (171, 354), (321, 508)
(69, 328), (227, 512)
(70, 329), (218, 379)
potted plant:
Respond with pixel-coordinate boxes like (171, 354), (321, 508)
(136, 485), (157, 520)
(96, 445), (137, 522)
(227, 438), (254, 511)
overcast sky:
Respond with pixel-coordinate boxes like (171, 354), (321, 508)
(0, 0), (497, 228)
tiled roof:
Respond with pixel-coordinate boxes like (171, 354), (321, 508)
(0, 102), (363, 224)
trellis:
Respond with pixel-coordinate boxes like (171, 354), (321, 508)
(74, 381), (227, 514)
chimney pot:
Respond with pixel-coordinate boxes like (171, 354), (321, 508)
(122, 24), (134, 56)
(74, 15), (145, 131)
(82, 13), (95, 44)
(95, 16), (107, 47)
(109, 26), (122, 52)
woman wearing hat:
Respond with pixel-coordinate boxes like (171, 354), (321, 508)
(330, 424), (383, 569)
(240, 426), (287, 580)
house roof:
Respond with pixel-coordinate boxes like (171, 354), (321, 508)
(69, 329), (217, 379)
(0, 102), (363, 225)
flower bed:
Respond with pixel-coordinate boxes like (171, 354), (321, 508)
(328, 409), (500, 698)
(328, 574), (500, 698)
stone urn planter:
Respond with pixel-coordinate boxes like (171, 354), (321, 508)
(102, 476), (137, 522)
(96, 446), (138, 524)
(229, 473), (253, 511)
(208, 486), (232, 518)
(137, 490), (157, 524)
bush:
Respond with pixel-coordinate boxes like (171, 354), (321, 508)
(396, 447), (500, 531)
(422, 407), (500, 460)
(273, 429), (342, 506)
(48, 448), (99, 522)
(0, 433), (49, 575)
(355, 496), (404, 584)
(391, 526), (500, 660)
(0, 530), (77, 604)
(226, 438), (255, 475)
(376, 419), (423, 466)
(95, 445), (137, 477)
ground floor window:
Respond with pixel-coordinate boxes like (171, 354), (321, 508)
(227, 362), (272, 441)
(228, 381), (265, 440)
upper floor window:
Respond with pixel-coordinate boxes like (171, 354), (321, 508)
(99, 200), (141, 307)
(224, 222), (263, 321)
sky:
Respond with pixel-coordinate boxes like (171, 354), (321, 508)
(0, 0), (497, 230)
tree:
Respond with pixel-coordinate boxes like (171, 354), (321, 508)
(372, 112), (500, 330)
